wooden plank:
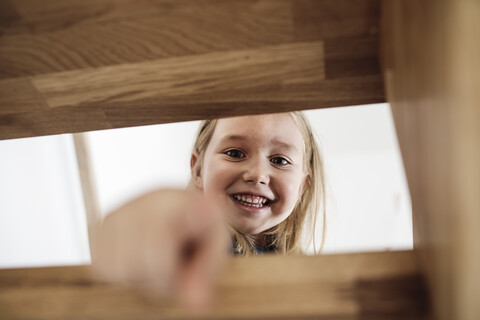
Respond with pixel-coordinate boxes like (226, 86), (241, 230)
(0, 250), (429, 319)
(0, 0), (293, 78)
(0, 78), (48, 115)
(30, 42), (326, 109)
(0, 41), (384, 140)
(451, 3), (480, 318)
(0, 0), (384, 140)
(0, 0), (24, 35)
(291, 0), (380, 41)
(0, 74), (384, 140)
(9, 0), (380, 40)
(7, 0), (291, 36)
(381, 0), (480, 319)
(0, 106), (112, 140)
(324, 36), (380, 79)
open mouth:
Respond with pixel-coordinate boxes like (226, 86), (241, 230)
(231, 194), (272, 208)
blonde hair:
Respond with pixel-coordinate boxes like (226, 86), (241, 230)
(190, 112), (326, 256)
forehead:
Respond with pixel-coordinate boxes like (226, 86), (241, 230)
(211, 113), (305, 151)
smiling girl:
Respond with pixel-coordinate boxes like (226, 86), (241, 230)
(188, 112), (325, 255)
(92, 112), (326, 305)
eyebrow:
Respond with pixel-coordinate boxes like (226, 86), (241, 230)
(220, 135), (299, 153)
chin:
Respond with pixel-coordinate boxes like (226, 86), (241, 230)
(233, 223), (270, 237)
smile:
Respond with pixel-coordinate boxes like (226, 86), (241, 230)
(231, 194), (271, 208)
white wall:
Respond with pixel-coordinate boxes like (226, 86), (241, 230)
(0, 135), (90, 268)
(86, 121), (199, 215)
(304, 105), (412, 253)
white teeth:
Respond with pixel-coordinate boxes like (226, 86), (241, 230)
(232, 194), (269, 207)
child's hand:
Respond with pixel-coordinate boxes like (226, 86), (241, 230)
(91, 189), (229, 307)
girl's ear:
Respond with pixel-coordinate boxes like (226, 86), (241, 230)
(190, 150), (203, 190)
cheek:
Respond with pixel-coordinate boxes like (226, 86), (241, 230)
(202, 160), (237, 199)
(276, 173), (304, 209)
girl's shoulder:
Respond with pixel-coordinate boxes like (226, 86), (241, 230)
(253, 244), (276, 254)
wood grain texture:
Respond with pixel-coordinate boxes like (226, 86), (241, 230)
(0, 77), (48, 115)
(30, 42), (326, 109)
(1, 0), (379, 76)
(324, 36), (380, 79)
(0, 0), (384, 140)
(381, 0), (480, 319)
(291, 0), (379, 41)
(0, 250), (429, 320)
(0, 0), (294, 77)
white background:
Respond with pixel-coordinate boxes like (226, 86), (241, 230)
(0, 135), (91, 268)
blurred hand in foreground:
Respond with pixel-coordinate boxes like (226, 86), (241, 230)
(91, 189), (229, 308)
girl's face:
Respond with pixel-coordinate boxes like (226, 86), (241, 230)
(193, 113), (307, 237)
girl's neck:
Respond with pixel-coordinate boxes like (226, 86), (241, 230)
(252, 233), (266, 247)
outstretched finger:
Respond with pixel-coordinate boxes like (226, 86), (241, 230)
(175, 199), (229, 308)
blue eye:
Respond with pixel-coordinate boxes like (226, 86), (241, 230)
(225, 149), (245, 159)
(270, 157), (290, 165)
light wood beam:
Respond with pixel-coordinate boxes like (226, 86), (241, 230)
(0, 0), (384, 140)
(0, 250), (428, 319)
(381, 1), (480, 319)
(72, 133), (101, 252)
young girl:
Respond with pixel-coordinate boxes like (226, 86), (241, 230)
(92, 111), (326, 305)
(188, 112), (325, 255)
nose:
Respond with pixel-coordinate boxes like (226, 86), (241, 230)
(242, 156), (270, 185)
